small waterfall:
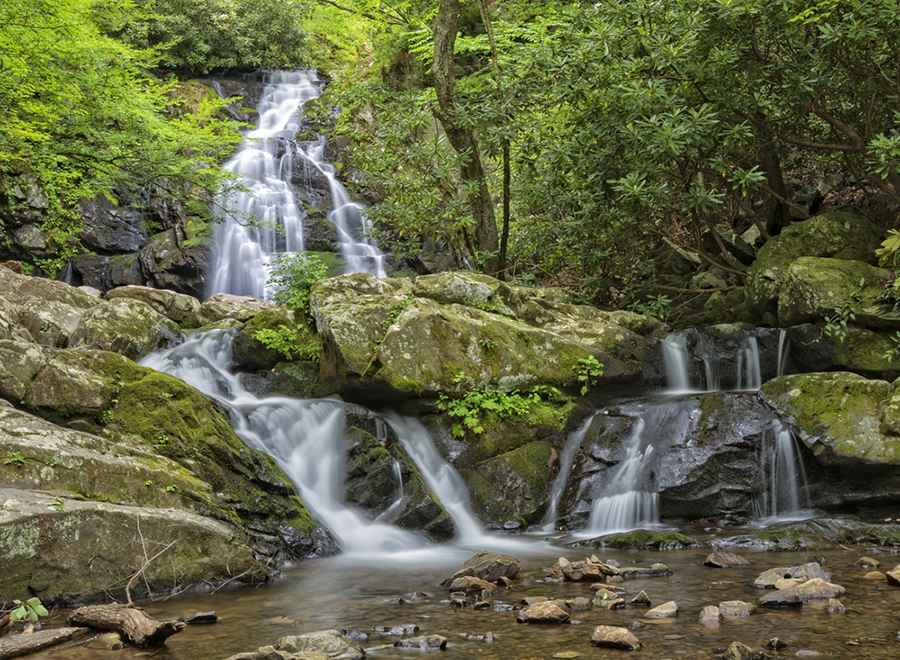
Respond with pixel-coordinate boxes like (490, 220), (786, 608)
(375, 459), (406, 524)
(662, 334), (691, 392)
(754, 422), (812, 522)
(777, 329), (790, 377)
(141, 330), (428, 557)
(735, 336), (762, 390)
(541, 413), (596, 532)
(585, 417), (659, 534)
(702, 354), (721, 391)
(300, 138), (387, 278)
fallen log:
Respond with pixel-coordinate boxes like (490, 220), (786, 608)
(67, 605), (185, 647)
(0, 627), (90, 659)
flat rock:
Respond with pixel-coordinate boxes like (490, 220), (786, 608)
(699, 605), (720, 624)
(591, 625), (641, 651)
(824, 598), (846, 614)
(705, 551), (750, 568)
(446, 576), (495, 595)
(863, 571), (887, 581)
(516, 601), (570, 625)
(0, 627), (90, 659)
(228, 629), (365, 660)
(753, 562), (829, 589)
(643, 600), (678, 619)
(443, 552), (520, 585)
(393, 635), (447, 650)
(722, 641), (756, 659)
(620, 563), (673, 579)
(718, 600), (753, 618)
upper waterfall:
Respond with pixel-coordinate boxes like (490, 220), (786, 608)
(208, 70), (385, 299)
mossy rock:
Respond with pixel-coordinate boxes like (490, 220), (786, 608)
(69, 298), (182, 360)
(761, 371), (900, 465)
(778, 257), (894, 328)
(788, 323), (900, 378)
(590, 529), (696, 550)
(747, 211), (882, 317)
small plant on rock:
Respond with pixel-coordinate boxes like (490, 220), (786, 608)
(10, 597), (48, 624)
(268, 252), (329, 321)
(573, 355), (605, 395)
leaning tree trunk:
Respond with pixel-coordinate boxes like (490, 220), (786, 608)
(433, 0), (499, 271)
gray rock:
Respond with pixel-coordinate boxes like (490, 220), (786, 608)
(643, 600), (678, 619)
(515, 601), (570, 624)
(590, 625), (641, 651)
(754, 562), (829, 589)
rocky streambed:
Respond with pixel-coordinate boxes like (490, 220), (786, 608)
(20, 540), (900, 659)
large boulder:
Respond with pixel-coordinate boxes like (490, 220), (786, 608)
(79, 196), (148, 253)
(787, 324), (900, 378)
(311, 271), (665, 397)
(199, 293), (275, 325)
(69, 298), (181, 359)
(138, 228), (208, 299)
(106, 285), (202, 327)
(747, 211), (882, 319)
(778, 257), (894, 328)
(761, 372), (900, 466)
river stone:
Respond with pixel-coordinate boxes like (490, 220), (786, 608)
(758, 588), (803, 609)
(590, 625), (641, 651)
(722, 641), (756, 660)
(516, 601), (570, 624)
(705, 551), (750, 568)
(446, 576), (496, 595)
(885, 565), (900, 586)
(310, 271), (665, 396)
(718, 600), (753, 618)
(199, 293), (275, 324)
(443, 552), (520, 585)
(394, 635), (448, 651)
(699, 605), (720, 624)
(643, 600), (678, 619)
(824, 598), (846, 614)
(753, 562), (829, 588)
(228, 629), (365, 660)
(629, 590), (651, 607)
(106, 285), (202, 327)
(857, 556), (880, 569)
(620, 563), (673, 579)
(863, 571), (887, 581)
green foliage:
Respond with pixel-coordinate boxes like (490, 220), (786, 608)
(10, 597), (49, 624)
(824, 306), (856, 345)
(877, 230), (900, 268)
(254, 325), (319, 362)
(2, 452), (27, 467)
(268, 253), (329, 322)
(882, 331), (900, 364)
(627, 295), (673, 322)
(574, 355), (605, 396)
(877, 275), (900, 313)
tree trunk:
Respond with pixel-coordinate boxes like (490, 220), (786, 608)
(433, 0), (499, 271)
(68, 605), (185, 648)
(498, 139), (511, 279)
(753, 112), (789, 236)
(0, 627), (90, 659)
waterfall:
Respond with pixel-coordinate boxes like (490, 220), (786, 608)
(585, 417), (659, 534)
(375, 459), (406, 524)
(541, 413), (596, 532)
(208, 70), (385, 299)
(300, 138), (386, 278)
(735, 336), (762, 390)
(777, 329), (790, 377)
(662, 334), (691, 392)
(141, 330), (429, 557)
(754, 422), (812, 522)
(702, 354), (721, 391)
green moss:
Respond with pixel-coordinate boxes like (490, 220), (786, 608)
(599, 529), (695, 549)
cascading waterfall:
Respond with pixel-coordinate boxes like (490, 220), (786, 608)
(375, 460), (406, 524)
(662, 334), (691, 392)
(702, 354), (721, 391)
(585, 416), (660, 534)
(208, 70), (385, 299)
(754, 422), (812, 522)
(736, 336), (762, 390)
(541, 413), (597, 532)
(777, 329), (790, 378)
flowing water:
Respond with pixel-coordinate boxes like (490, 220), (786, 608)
(736, 336), (762, 390)
(754, 422), (813, 523)
(777, 328), (790, 377)
(208, 70), (384, 298)
(541, 413), (597, 533)
(662, 333), (692, 392)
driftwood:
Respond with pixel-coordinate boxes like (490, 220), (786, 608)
(67, 605), (185, 647)
(0, 614), (9, 637)
(0, 627), (90, 659)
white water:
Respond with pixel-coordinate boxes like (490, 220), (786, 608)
(754, 422), (812, 523)
(736, 336), (762, 390)
(662, 334), (692, 392)
(585, 417), (660, 534)
(541, 413), (596, 532)
(777, 329), (790, 377)
(702, 354), (721, 391)
(208, 70), (385, 299)
(375, 459), (406, 524)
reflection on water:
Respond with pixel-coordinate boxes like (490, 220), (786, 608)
(34, 546), (900, 659)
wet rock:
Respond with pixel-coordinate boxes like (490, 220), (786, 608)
(705, 551), (750, 568)
(774, 578), (804, 590)
(516, 601), (570, 624)
(443, 552), (520, 585)
(590, 583), (625, 594)
(699, 605), (720, 624)
(796, 651), (822, 657)
(394, 635), (448, 651)
(795, 577), (846, 601)
(592, 590), (625, 610)
(886, 565), (900, 586)
(824, 598), (846, 614)
(718, 600), (753, 618)
(388, 592), (432, 605)
(565, 597), (592, 612)
(138, 228), (208, 299)
(552, 652), (580, 659)
(463, 632), (495, 642)
(199, 293), (274, 324)
(629, 591), (651, 607)
(721, 641), (756, 660)
(341, 629), (369, 642)
(590, 625), (641, 651)
(182, 611), (218, 625)
(643, 601), (678, 619)
(446, 576), (496, 596)
(555, 556), (619, 582)
(492, 601), (515, 612)
(266, 630), (365, 659)
(856, 556), (880, 569)
(69, 298), (181, 360)
(753, 562), (829, 589)
(862, 571), (887, 581)
(473, 600), (491, 610)
(620, 563), (673, 579)
(449, 592), (467, 609)
(758, 588), (803, 609)
(107, 285), (201, 327)
(765, 638), (788, 651)
(86, 632), (125, 650)
(374, 624), (419, 636)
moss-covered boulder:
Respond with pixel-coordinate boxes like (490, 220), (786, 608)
(0, 341), (323, 568)
(311, 271), (665, 397)
(778, 257), (894, 328)
(761, 372), (900, 466)
(787, 324), (900, 378)
(747, 212), (881, 319)
(70, 298), (181, 359)
(199, 293), (275, 325)
(106, 284), (202, 327)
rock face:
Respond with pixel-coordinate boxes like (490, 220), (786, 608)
(762, 372), (900, 467)
(747, 211), (882, 320)
(311, 271), (666, 397)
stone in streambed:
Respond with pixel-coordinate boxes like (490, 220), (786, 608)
(863, 571), (887, 581)
(699, 605), (720, 624)
(758, 576), (844, 608)
(824, 598), (846, 614)
(442, 552), (520, 586)
(516, 601), (570, 624)
(629, 591), (652, 607)
(182, 611), (218, 625)
(394, 635), (448, 651)
(765, 638), (788, 650)
(753, 562), (829, 589)
(227, 629), (364, 660)
(374, 624), (419, 636)
(886, 565), (900, 585)
(718, 600), (753, 618)
(705, 551), (750, 568)
(464, 632), (496, 642)
(856, 556), (880, 569)
(643, 601), (678, 619)
(591, 625), (641, 651)
(721, 641), (757, 660)
(620, 563), (672, 579)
